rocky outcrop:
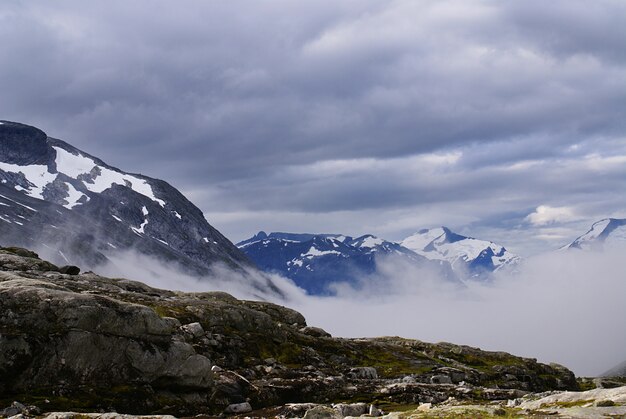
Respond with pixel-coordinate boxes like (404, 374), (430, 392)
(0, 247), (578, 417)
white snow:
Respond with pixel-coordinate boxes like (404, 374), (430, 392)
(290, 259), (303, 268)
(13, 221), (23, 225)
(141, 206), (149, 216)
(203, 237), (209, 243)
(172, 211), (182, 220)
(58, 250), (69, 263)
(53, 146), (167, 207)
(0, 146), (167, 207)
(0, 215), (11, 223)
(0, 193), (37, 212)
(132, 218), (149, 235)
(358, 236), (385, 248)
(111, 214), (123, 222)
(0, 202), (9, 206)
(402, 227), (518, 269)
(107, 242), (117, 249)
(301, 246), (341, 258)
(62, 182), (88, 209)
(0, 161), (57, 199)
(156, 238), (169, 246)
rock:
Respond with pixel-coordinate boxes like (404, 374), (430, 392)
(224, 402), (252, 413)
(349, 366), (378, 379)
(369, 404), (384, 416)
(264, 357), (277, 365)
(300, 326), (332, 338)
(595, 399), (616, 407)
(430, 374), (447, 383)
(211, 365), (223, 372)
(58, 265), (80, 275)
(0, 247), (39, 258)
(182, 321), (205, 338)
(417, 403), (432, 411)
(333, 402), (368, 416)
(303, 405), (342, 419)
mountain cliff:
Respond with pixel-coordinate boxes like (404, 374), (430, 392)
(0, 121), (285, 296)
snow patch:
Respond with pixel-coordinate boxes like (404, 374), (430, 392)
(111, 214), (123, 222)
(53, 147), (167, 207)
(301, 246), (341, 258)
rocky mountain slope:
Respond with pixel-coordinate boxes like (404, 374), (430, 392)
(401, 227), (520, 277)
(563, 218), (626, 251)
(0, 121), (286, 297)
(0, 246), (578, 417)
(237, 232), (456, 295)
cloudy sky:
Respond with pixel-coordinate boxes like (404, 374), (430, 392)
(1, 0), (624, 256)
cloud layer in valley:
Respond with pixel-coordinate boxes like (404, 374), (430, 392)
(97, 244), (626, 377)
(1, 0), (625, 255)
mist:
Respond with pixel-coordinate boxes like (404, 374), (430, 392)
(92, 246), (626, 377)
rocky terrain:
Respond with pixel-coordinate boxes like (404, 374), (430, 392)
(0, 245), (593, 418)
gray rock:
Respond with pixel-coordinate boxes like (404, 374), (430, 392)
(182, 322), (204, 338)
(303, 405), (342, 419)
(369, 404), (384, 416)
(333, 402), (368, 416)
(224, 402), (252, 413)
(300, 326), (332, 338)
(431, 374), (453, 384)
(349, 366), (378, 379)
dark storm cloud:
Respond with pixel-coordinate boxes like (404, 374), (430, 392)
(0, 0), (624, 251)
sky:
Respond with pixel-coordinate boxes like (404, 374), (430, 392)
(1, 0), (625, 256)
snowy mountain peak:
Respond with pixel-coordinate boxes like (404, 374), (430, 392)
(237, 231), (455, 295)
(401, 226), (520, 275)
(0, 121), (256, 279)
(565, 218), (626, 250)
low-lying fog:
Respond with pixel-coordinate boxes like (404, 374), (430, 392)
(99, 248), (626, 377)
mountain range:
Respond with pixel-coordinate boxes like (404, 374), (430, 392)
(1, 120), (624, 299)
(237, 231), (457, 294)
(237, 227), (521, 294)
(0, 120), (283, 298)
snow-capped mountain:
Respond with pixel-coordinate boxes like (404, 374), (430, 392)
(401, 227), (520, 276)
(0, 121), (281, 293)
(237, 231), (456, 295)
(563, 218), (626, 250)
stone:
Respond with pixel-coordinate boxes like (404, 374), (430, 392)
(417, 403), (432, 411)
(58, 265), (80, 275)
(332, 402), (368, 417)
(182, 322), (204, 337)
(224, 402), (252, 413)
(300, 326), (332, 337)
(303, 405), (342, 419)
(349, 366), (378, 379)
(211, 365), (223, 372)
(369, 404), (384, 416)
(431, 374), (453, 384)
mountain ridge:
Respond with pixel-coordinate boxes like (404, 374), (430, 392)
(0, 120), (286, 298)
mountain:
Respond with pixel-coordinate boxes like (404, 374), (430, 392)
(401, 226), (520, 277)
(237, 231), (456, 295)
(0, 120), (283, 296)
(602, 359), (626, 377)
(563, 218), (626, 251)
(0, 245), (578, 416)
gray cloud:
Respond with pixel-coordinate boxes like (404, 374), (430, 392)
(0, 0), (625, 252)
